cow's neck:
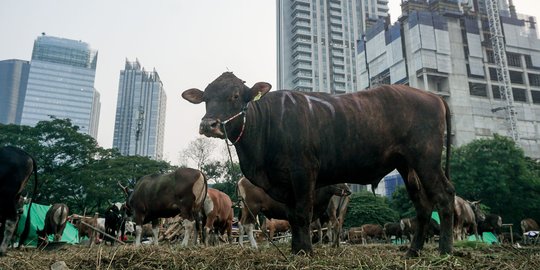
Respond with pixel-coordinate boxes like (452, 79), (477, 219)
(232, 103), (266, 181)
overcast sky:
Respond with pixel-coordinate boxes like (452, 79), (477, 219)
(1, 0), (539, 166)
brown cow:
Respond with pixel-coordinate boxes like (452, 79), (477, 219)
(201, 188), (233, 246)
(454, 196), (482, 241)
(262, 218), (290, 242)
(350, 224), (384, 244)
(383, 222), (403, 243)
(183, 72), (454, 256)
(127, 168), (207, 246)
(521, 218), (540, 234)
(37, 203), (69, 245)
(236, 177), (350, 248)
(521, 218), (540, 244)
(0, 146), (38, 256)
(70, 213), (99, 246)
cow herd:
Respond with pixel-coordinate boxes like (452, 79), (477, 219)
(0, 72), (538, 258)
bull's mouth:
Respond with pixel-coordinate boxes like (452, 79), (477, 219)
(199, 120), (225, 139)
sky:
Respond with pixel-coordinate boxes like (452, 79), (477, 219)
(1, 0), (539, 166)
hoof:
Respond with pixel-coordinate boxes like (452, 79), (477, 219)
(405, 248), (420, 258)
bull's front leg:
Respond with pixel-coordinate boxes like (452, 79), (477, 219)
(0, 218), (18, 256)
(288, 171), (315, 255)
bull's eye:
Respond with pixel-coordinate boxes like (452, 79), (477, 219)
(232, 93), (240, 100)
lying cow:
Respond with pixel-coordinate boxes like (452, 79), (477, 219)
(201, 188), (233, 246)
(0, 146), (38, 256)
(183, 72), (454, 256)
(236, 177), (349, 248)
(127, 167), (207, 246)
(37, 203), (69, 245)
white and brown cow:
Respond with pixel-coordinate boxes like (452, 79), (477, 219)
(0, 146), (38, 256)
(127, 167), (207, 246)
(201, 188), (233, 246)
(37, 203), (69, 245)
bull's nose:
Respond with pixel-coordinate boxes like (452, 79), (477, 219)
(199, 118), (222, 136)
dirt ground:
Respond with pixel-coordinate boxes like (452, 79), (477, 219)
(1, 242), (540, 270)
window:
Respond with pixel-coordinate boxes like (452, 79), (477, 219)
(531, 90), (540, 104)
(509, 71), (524, 84)
(489, 68), (499, 81)
(512, 88), (527, 102)
(507, 53), (521, 67)
(528, 73), (540, 87)
(492, 85), (501, 99)
(469, 82), (488, 97)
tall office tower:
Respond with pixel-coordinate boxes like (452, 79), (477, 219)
(113, 59), (166, 160)
(277, 0), (389, 93)
(20, 35), (101, 138)
(0, 59), (30, 125)
(359, 0), (540, 158)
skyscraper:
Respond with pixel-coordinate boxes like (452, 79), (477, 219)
(359, 0), (540, 158)
(113, 59), (166, 160)
(0, 59), (30, 125)
(277, 0), (389, 93)
(20, 35), (101, 138)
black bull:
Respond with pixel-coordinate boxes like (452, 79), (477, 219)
(182, 72), (454, 256)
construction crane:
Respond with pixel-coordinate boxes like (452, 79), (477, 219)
(485, 0), (519, 142)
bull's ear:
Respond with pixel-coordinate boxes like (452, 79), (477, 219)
(249, 82), (272, 101)
(182, 88), (204, 104)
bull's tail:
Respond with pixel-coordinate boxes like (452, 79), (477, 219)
(18, 157), (38, 247)
(443, 99), (451, 180)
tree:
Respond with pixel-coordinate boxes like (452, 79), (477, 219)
(181, 137), (215, 169)
(343, 190), (399, 229)
(390, 186), (415, 218)
(0, 119), (176, 215)
(450, 134), (540, 227)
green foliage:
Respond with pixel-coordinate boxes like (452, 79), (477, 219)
(0, 119), (175, 215)
(204, 160), (242, 204)
(390, 186), (415, 218)
(343, 190), (399, 229)
(450, 134), (540, 227)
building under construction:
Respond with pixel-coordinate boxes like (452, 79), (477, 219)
(358, 0), (540, 158)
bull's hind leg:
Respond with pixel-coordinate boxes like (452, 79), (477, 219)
(399, 168), (432, 257)
(414, 162), (455, 255)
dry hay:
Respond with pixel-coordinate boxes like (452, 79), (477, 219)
(1, 243), (540, 270)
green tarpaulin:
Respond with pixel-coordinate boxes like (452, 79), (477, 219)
(15, 203), (79, 246)
(431, 211), (498, 244)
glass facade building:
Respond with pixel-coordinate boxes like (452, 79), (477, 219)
(112, 59), (166, 160)
(277, 0), (389, 93)
(20, 35), (101, 138)
(0, 59), (30, 125)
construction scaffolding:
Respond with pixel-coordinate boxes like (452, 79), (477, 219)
(485, 0), (520, 142)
